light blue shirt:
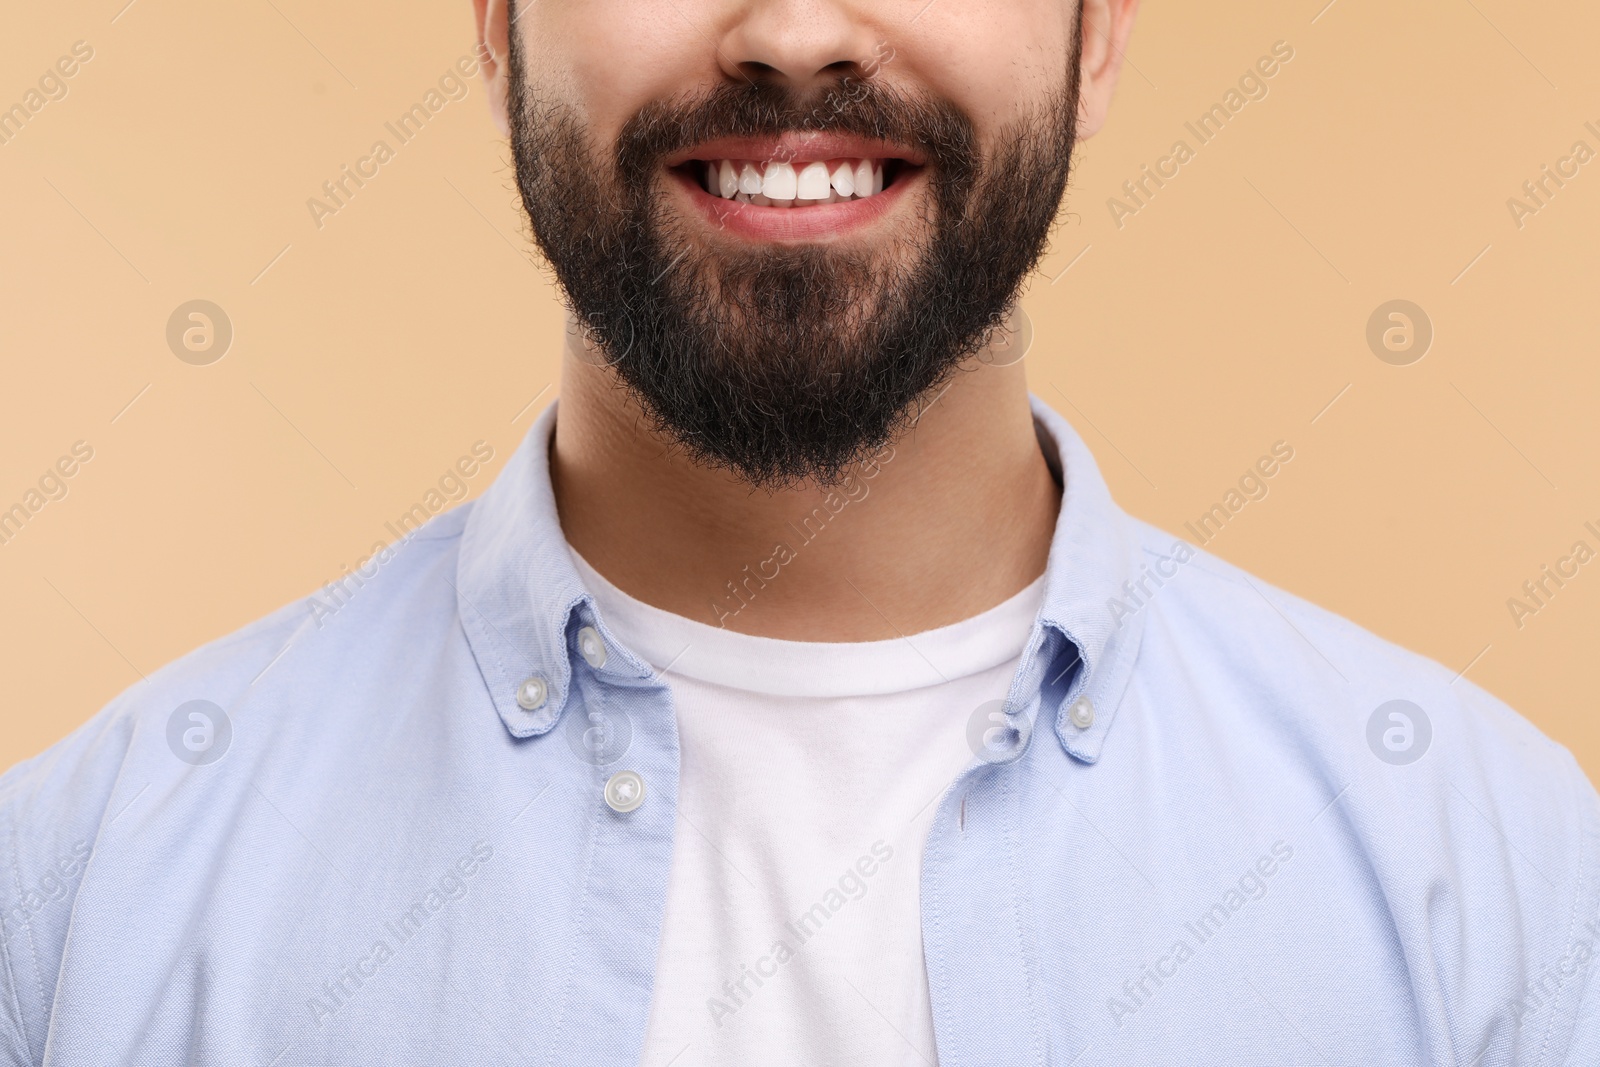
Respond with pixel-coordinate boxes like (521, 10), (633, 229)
(3, 398), (1597, 1066)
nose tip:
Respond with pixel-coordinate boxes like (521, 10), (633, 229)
(717, 3), (881, 91)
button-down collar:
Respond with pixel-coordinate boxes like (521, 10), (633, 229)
(455, 406), (656, 741)
(456, 396), (1148, 760)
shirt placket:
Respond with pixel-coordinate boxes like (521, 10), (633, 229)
(922, 678), (1050, 1067)
(543, 619), (682, 1066)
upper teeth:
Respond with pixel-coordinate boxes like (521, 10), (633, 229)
(702, 158), (887, 205)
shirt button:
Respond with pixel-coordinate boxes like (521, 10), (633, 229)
(1069, 695), (1095, 729)
(577, 626), (608, 669)
(604, 770), (645, 813)
(516, 675), (549, 711)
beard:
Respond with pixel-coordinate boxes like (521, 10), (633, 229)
(507, 37), (1081, 488)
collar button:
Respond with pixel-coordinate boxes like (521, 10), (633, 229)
(1069, 695), (1096, 730)
(577, 625), (608, 669)
(516, 675), (549, 711)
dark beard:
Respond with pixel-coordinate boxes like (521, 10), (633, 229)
(507, 38), (1081, 488)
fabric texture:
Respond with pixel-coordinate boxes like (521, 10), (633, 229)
(0, 396), (1595, 1066)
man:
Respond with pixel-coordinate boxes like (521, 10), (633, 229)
(2, 0), (1595, 1063)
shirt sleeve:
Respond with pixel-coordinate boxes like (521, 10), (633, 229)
(0, 705), (140, 1067)
(1558, 762), (1600, 1065)
(1565, 986), (1600, 1066)
(0, 938), (34, 1066)
(0, 810), (40, 1067)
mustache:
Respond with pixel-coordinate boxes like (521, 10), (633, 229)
(613, 78), (979, 188)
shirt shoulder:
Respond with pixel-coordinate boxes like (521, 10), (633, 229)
(1125, 515), (1572, 766)
(1123, 517), (1600, 1060)
(0, 505), (472, 1063)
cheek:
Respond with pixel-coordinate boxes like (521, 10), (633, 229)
(523, 4), (720, 145)
(893, 2), (1073, 133)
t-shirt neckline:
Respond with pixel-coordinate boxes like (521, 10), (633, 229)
(566, 546), (1045, 699)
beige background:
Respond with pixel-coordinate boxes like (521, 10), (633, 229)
(2, 1), (1596, 779)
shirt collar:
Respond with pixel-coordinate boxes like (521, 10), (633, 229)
(455, 401), (654, 741)
(1025, 394), (1148, 763)
(457, 396), (1148, 760)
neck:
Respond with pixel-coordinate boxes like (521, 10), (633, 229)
(551, 319), (1062, 641)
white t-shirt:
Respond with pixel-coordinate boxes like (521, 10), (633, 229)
(568, 548), (1044, 1067)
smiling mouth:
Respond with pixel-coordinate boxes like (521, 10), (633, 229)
(674, 156), (916, 207)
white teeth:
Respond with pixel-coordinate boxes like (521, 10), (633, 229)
(853, 159), (872, 196)
(762, 161), (798, 201)
(700, 157), (896, 205)
(796, 161), (831, 200)
(830, 162), (854, 197)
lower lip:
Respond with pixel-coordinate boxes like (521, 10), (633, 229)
(669, 166), (918, 242)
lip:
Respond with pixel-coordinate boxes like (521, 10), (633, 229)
(669, 164), (922, 242)
(663, 131), (927, 169)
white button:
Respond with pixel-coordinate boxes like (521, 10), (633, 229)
(1069, 695), (1095, 729)
(604, 770), (645, 813)
(577, 626), (608, 669)
(516, 675), (548, 711)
